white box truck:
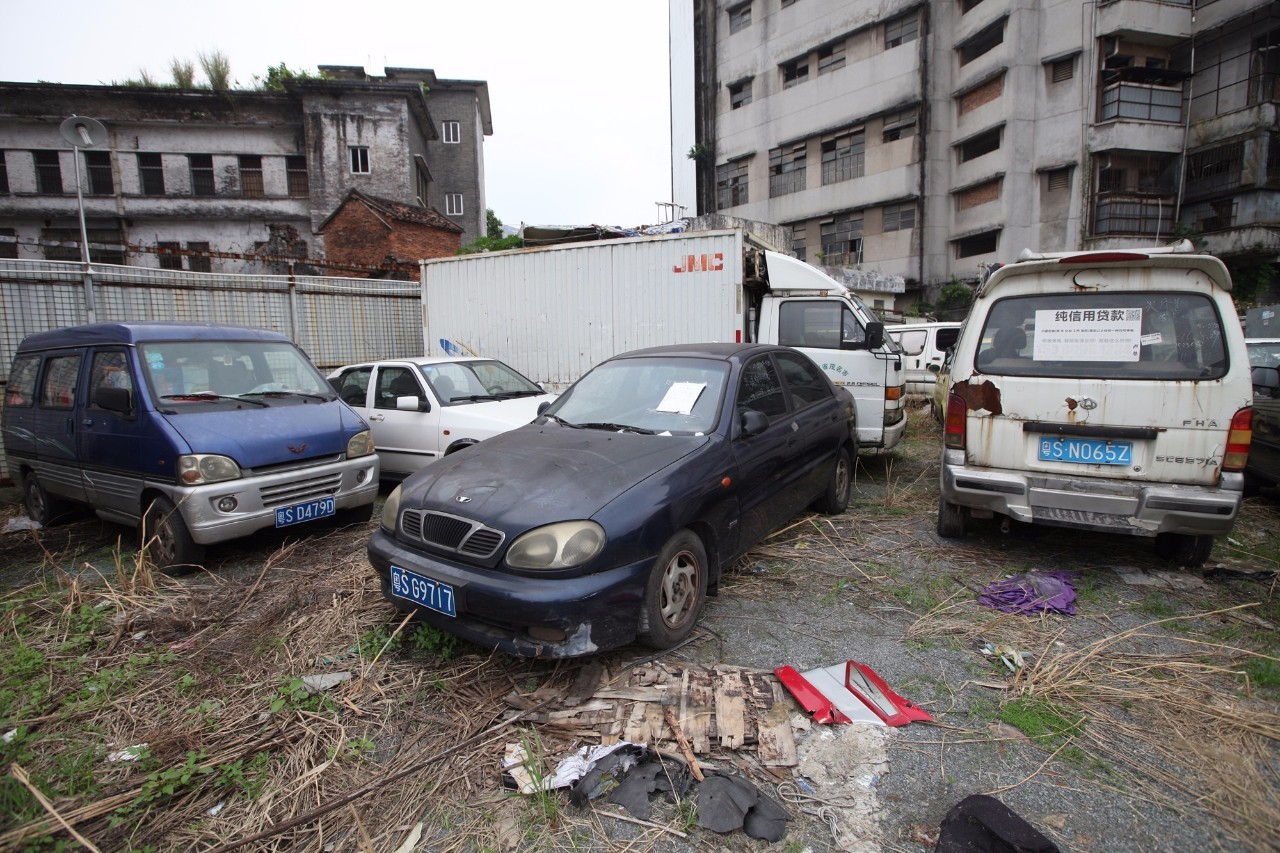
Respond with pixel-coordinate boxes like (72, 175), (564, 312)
(421, 228), (906, 450)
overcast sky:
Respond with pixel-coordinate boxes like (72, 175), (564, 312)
(0, 0), (675, 228)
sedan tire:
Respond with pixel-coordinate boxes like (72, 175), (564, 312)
(638, 530), (707, 649)
(814, 445), (853, 515)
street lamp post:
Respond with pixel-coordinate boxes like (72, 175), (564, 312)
(59, 115), (107, 324)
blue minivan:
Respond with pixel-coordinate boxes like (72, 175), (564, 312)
(2, 323), (380, 569)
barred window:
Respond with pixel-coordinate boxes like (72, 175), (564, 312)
(286, 156), (308, 196)
(239, 155), (264, 197)
(34, 151), (63, 194)
(85, 151), (113, 195)
(769, 144), (806, 197)
(883, 202), (915, 232)
(157, 241), (183, 271)
(885, 11), (918, 49)
(187, 242), (211, 272)
(821, 129), (865, 184)
(138, 153), (165, 195)
(189, 154), (215, 196)
(716, 159), (749, 210)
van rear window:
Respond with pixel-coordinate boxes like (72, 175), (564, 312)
(976, 292), (1228, 380)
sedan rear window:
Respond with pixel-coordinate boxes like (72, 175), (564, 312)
(977, 292), (1228, 380)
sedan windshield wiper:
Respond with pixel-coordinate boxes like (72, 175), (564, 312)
(240, 390), (332, 401)
(542, 414), (582, 428)
(577, 422), (657, 435)
(494, 390), (544, 399)
(161, 392), (269, 407)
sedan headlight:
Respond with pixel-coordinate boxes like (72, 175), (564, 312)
(347, 429), (375, 458)
(177, 454), (240, 485)
(381, 485), (402, 533)
(507, 521), (606, 570)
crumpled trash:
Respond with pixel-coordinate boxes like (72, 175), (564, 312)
(606, 757), (690, 820)
(301, 671), (351, 695)
(981, 643), (1027, 672)
(978, 571), (1076, 616)
(4, 516), (41, 533)
(108, 744), (148, 762)
(554, 742), (644, 793)
(697, 771), (790, 842)
(936, 793), (1060, 852)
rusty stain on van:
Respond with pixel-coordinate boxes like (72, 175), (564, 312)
(951, 379), (1002, 417)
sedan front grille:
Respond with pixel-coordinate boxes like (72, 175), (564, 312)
(401, 509), (505, 559)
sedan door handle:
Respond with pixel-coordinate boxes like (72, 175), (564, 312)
(368, 413), (385, 421)
(82, 418), (94, 427)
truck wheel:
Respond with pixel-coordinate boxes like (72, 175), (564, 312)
(140, 496), (205, 572)
(936, 497), (969, 538)
(24, 472), (71, 526)
(638, 531), (707, 649)
(1154, 532), (1214, 568)
(814, 445), (853, 515)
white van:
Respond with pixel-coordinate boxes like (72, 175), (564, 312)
(888, 322), (962, 397)
(937, 241), (1254, 566)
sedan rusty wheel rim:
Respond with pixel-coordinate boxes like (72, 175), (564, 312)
(659, 549), (700, 628)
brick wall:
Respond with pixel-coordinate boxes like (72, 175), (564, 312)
(322, 199), (461, 271)
(958, 74), (1005, 116)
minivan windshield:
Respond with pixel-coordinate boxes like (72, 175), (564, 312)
(141, 340), (333, 405)
(976, 292), (1228, 380)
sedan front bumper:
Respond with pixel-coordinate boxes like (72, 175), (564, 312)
(367, 528), (654, 658)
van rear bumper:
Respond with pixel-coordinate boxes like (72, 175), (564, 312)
(170, 455), (381, 544)
(940, 450), (1241, 536)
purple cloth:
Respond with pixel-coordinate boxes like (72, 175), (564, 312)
(978, 571), (1077, 616)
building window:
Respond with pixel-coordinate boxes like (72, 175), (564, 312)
(157, 241), (183, 270)
(716, 159), (749, 209)
(958, 74), (1004, 116)
(791, 224), (806, 261)
(85, 151), (113, 195)
(350, 146), (370, 174)
(1184, 199), (1238, 232)
(239, 155), (264, 197)
(445, 193), (464, 216)
(728, 2), (751, 34)
(884, 11), (919, 49)
(286, 156), (308, 196)
(34, 151), (63, 194)
(138, 153), (165, 195)
(415, 159), (431, 206)
(1249, 29), (1280, 105)
(782, 58), (810, 88)
(881, 109), (917, 143)
(43, 227), (125, 263)
(817, 41), (846, 75)
(0, 151), (9, 194)
(769, 143), (806, 197)
(1099, 83), (1182, 123)
(189, 154), (215, 196)
(958, 18), (1005, 66)
(961, 0), (986, 13)
(958, 127), (1001, 162)
(187, 242), (211, 272)
(442, 121), (461, 144)
(0, 228), (16, 260)
(820, 215), (863, 264)
(729, 79), (753, 109)
(955, 230), (999, 258)
(1051, 57), (1075, 83)
(821, 129), (865, 184)
(883, 202), (916, 232)
(1046, 167), (1072, 192)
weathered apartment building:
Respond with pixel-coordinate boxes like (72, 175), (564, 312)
(670, 0), (1280, 311)
(0, 66), (491, 275)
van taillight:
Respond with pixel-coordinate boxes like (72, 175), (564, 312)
(944, 393), (966, 450)
(1223, 407), (1253, 471)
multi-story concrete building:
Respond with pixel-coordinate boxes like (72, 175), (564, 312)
(671, 0), (1280, 311)
(0, 66), (491, 274)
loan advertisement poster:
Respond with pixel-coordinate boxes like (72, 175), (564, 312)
(1032, 308), (1143, 361)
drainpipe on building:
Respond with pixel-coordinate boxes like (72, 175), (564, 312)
(1174, 1), (1198, 225)
(287, 262), (300, 345)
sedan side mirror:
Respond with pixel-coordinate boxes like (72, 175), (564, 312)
(740, 409), (770, 437)
(396, 395), (430, 412)
(537, 401), (552, 416)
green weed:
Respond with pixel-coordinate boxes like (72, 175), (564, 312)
(406, 623), (458, 659)
(998, 697), (1083, 744)
(270, 677), (333, 713)
(215, 751), (272, 800)
(1140, 594), (1176, 618)
(1243, 658), (1280, 690)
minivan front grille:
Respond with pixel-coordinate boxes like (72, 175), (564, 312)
(401, 509), (505, 559)
(259, 472), (343, 507)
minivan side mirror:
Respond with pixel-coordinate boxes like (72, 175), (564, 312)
(740, 409), (770, 437)
(94, 386), (132, 415)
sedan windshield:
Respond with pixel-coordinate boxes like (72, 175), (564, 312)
(140, 340), (332, 405)
(546, 357), (729, 435)
(418, 359), (544, 404)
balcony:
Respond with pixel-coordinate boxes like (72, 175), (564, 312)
(1092, 194), (1177, 236)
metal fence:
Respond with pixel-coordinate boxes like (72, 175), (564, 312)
(0, 259), (423, 479)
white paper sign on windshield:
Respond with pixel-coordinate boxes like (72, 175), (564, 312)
(657, 382), (706, 415)
(1032, 308), (1143, 362)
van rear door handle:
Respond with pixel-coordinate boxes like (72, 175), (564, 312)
(82, 418), (94, 427)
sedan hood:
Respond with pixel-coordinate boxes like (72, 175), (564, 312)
(445, 394), (556, 437)
(404, 425), (707, 530)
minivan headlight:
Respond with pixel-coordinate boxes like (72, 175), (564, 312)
(381, 485), (402, 533)
(348, 430), (375, 458)
(177, 454), (240, 485)
(507, 521), (606, 570)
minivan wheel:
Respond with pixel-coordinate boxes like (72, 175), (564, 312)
(815, 446), (854, 515)
(140, 496), (205, 572)
(1154, 532), (1214, 568)
(638, 531), (708, 649)
(936, 497), (969, 538)
(24, 472), (71, 526)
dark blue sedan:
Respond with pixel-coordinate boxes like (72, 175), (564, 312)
(366, 343), (857, 658)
